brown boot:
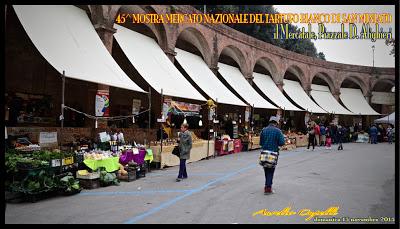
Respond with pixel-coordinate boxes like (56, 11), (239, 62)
(264, 187), (272, 195)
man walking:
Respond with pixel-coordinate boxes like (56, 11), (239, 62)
(176, 123), (192, 182)
(260, 116), (285, 195)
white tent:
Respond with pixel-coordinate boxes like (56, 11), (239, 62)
(374, 112), (395, 125)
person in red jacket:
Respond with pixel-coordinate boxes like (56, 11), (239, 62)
(314, 123), (321, 147)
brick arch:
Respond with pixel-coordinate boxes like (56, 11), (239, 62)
(339, 74), (369, 96)
(173, 26), (213, 66)
(217, 44), (249, 76)
(283, 64), (308, 89)
(310, 71), (336, 93)
(371, 76), (395, 91)
(118, 5), (169, 50)
(251, 55), (280, 83)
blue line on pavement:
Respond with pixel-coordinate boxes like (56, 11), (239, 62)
(123, 149), (308, 224)
(124, 163), (256, 224)
(79, 190), (193, 196)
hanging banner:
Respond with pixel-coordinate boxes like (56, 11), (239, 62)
(132, 99), (141, 115)
(209, 107), (215, 121)
(95, 90), (110, 117)
(163, 99), (201, 117)
(171, 101), (201, 113)
(245, 107), (250, 123)
(304, 112), (310, 125)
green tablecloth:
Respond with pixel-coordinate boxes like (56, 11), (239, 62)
(83, 157), (120, 172)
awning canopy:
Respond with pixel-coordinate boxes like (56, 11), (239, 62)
(374, 112), (395, 125)
(175, 48), (246, 106)
(282, 80), (326, 113)
(113, 24), (206, 101)
(310, 84), (354, 115)
(253, 72), (303, 111)
(13, 5), (145, 93)
(217, 63), (277, 109)
(340, 88), (380, 115)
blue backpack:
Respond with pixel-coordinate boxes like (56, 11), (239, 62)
(320, 126), (326, 135)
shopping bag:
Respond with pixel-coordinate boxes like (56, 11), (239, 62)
(259, 150), (279, 168)
(172, 146), (180, 158)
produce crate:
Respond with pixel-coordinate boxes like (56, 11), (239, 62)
(76, 171), (100, 179)
(118, 170), (136, 182)
(79, 179), (100, 189)
(136, 166), (146, 179)
(62, 156), (74, 166)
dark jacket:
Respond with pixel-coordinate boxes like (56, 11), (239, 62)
(179, 130), (192, 160)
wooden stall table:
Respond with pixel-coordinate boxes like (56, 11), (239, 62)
(150, 140), (215, 169)
(250, 136), (261, 150)
(295, 134), (308, 147)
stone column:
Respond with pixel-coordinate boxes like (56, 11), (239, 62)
(209, 65), (219, 76)
(275, 81), (284, 118)
(244, 73), (254, 85)
(93, 24), (117, 128)
(304, 84), (312, 96)
(164, 48), (176, 63)
(332, 89), (341, 101)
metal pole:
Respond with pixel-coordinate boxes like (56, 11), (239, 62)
(147, 87), (151, 147)
(160, 89), (163, 160)
(207, 103), (210, 159)
(60, 71), (65, 148)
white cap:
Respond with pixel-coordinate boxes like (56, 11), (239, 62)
(269, 116), (279, 123)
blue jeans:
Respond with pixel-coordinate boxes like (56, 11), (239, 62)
(371, 134), (377, 144)
(264, 167), (275, 188)
(178, 159), (187, 179)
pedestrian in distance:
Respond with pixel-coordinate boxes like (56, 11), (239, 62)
(314, 122), (320, 146)
(307, 121), (316, 150)
(176, 123), (192, 182)
(319, 123), (326, 146)
(337, 125), (345, 150)
(369, 124), (378, 144)
(259, 116), (285, 195)
(325, 131), (332, 150)
(387, 124), (394, 144)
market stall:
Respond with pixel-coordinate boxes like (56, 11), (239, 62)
(150, 137), (214, 168)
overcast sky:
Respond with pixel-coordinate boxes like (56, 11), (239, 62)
(274, 5), (395, 67)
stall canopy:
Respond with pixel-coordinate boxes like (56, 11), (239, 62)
(374, 112), (395, 125)
(339, 88), (380, 115)
(310, 84), (354, 115)
(282, 80), (326, 113)
(217, 63), (277, 109)
(175, 48), (247, 106)
(113, 24), (206, 101)
(13, 5), (145, 93)
(252, 72), (303, 111)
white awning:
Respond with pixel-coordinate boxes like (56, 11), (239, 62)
(13, 5), (145, 93)
(253, 72), (303, 111)
(217, 63), (277, 109)
(340, 88), (380, 115)
(113, 24), (206, 101)
(174, 49), (246, 106)
(310, 84), (354, 115)
(374, 112), (395, 125)
(282, 80), (326, 113)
